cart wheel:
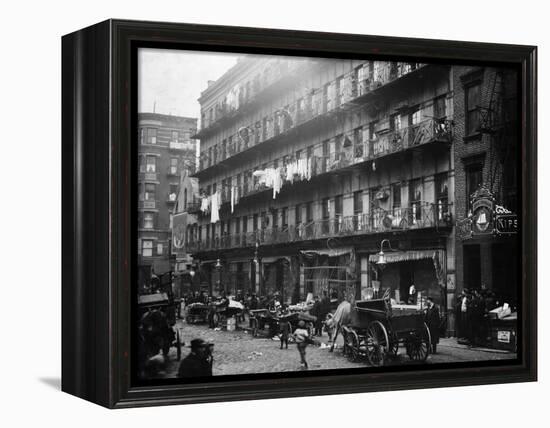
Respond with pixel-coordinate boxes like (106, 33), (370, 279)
(406, 323), (431, 362)
(366, 320), (389, 367)
(176, 330), (182, 361)
(345, 329), (360, 361)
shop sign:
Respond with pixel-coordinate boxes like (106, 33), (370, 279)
(497, 330), (511, 343)
(172, 212), (187, 255)
(471, 186), (494, 235)
(494, 205), (518, 235)
(456, 186), (518, 239)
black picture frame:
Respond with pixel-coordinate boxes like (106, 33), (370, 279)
(62, 19), (537, 408)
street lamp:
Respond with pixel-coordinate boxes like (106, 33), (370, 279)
(376, 239), (394, 267)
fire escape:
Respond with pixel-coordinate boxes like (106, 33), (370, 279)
(477, 71), (517, 210)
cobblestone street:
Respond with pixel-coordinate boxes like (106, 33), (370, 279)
(156, 319), (516, 379)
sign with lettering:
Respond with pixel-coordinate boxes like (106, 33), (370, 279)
(456, 186), (518, 239)
(495, 214), (518, 235)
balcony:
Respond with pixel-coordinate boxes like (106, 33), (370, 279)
(195, 60), (313, 139)
(187, 202), (452, 254)
(210, 118), (452, 208)
(169, 141), (194, 150)
(139, 171), (160, 182)
(195, 62), (444, 178)
(138, 199), (158, 210)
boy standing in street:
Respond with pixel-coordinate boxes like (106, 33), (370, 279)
(294, 320), (310, 369)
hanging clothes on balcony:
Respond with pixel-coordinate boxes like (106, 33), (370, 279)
(210, 191), (220, 223)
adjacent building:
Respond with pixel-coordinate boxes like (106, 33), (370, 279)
(453, 66), (519, 313)
(138, 112), (198, 276)
(188, 56), (456, 317)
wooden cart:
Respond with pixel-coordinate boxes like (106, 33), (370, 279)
(342, 299), (431, 367)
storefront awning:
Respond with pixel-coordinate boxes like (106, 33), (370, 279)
(261, 256), (290, 264)
(368, 249), (444, 264)
(301, 247), (354, 258)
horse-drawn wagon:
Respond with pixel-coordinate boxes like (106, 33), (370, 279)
(340, 298), (431, 367)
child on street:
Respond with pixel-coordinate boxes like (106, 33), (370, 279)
(294, 320), (310, 369)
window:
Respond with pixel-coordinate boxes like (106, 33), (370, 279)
(434, 95), (446, 119)
(353, 191), (363, 230)
(296, 149), (302, 160)
(157, 243), (163, 255)
(144, 183), (155, 200)
(221, 139), (227, 159)
(435, 173), (449, 220)
(169, 184), (178, 201)
(295, 204), (301, 226)
(272, 209), (278, 229)
(466, 163), (483, 213)
(147, 128), (157, 144)
(392, 183), (402, 210)
(392, 183), (402, 224)
(409, 179), (423, 223)
(369, 121), (377, 140)
(390, 113), (401, 131)
(170, 158), (178, 175)
(235, 217), (241, 234)
(142, 240), (153, 257)
(322, 198), (330, 219)
(466, 83), (481, 135)
(143, 212), (154, 229)
(281, 207), (288, 228)
(242, 216), (248, 233)
(140, 128), (145, 145)
(354, 127), (363, 157)
(335, 76), (343, 106)
(410, 107), (421, 126)
(146, 156), (156, 172)
(171, 130), (179, 143)
(306, 202), (313, 223)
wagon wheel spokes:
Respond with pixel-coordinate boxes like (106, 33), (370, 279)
(366, 320), (389, 367)
(406, 323), (431, 362)
(345, 330), (360, 361)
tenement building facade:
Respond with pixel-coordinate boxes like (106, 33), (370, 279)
(188, 56), (455, 319)
(138, 112), (198, 276)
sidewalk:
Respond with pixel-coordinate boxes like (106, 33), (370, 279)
(438, 337), (515, 354)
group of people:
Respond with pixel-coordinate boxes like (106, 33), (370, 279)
(455, 288), (500, 346)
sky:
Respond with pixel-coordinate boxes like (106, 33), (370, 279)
(138, 48), (242, 120)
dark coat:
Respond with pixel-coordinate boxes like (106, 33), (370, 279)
(177, 352), (212, 378)
(425, 305), (441, 344)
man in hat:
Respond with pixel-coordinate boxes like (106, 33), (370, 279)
(177, 338), (213, 378)
(424, 297), (440, 354)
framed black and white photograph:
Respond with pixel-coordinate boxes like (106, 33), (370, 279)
(61, 19), (537, 408)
